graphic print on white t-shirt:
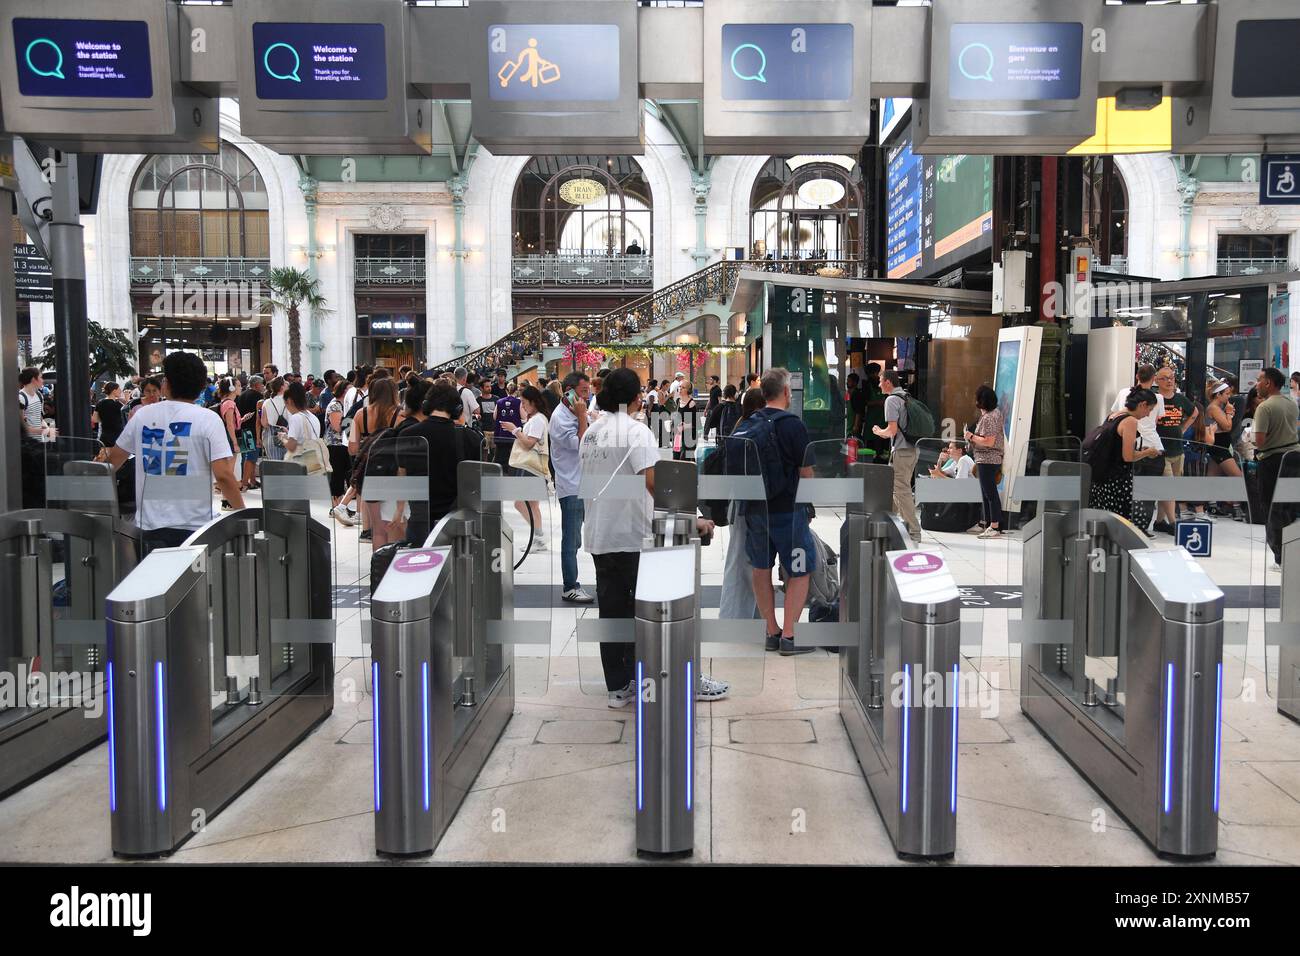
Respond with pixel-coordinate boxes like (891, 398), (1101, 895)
(118, 401), (232, 532)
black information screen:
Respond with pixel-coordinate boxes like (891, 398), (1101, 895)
(253, 22), (387, 101)
(13, 17), (153, 99)
(1233, 19), (1300, 99)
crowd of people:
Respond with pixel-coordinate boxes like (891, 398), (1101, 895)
(18, 346), (1300, 708)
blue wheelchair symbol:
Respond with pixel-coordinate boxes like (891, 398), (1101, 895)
(1176, 521), (1212, 558)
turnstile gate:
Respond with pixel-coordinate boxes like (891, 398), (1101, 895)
(838, 462), (962, 859)
(1278, 507), (1300, 724)
(1019, 462), (1225, 859)
(370, 461), (520, 856)
(0, 461), (139, 798)
(106, 484), (334, 856)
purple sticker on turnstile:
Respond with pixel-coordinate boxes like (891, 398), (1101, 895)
(391, 550), (445, 573)
(893, 552), (944, 575)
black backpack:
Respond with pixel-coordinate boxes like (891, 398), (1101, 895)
(1082, 416), (1124, 485)
(698, 438), (732, 527)
(729, 408), (798, 504)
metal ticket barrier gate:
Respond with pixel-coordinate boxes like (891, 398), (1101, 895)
(824, 462), (963, 859)
(106, 461), (334, 857)
(369, 461), (550, 856)
(635, 460), (702, 857)
(575, 455), (764, 858)
(1017, 461), (1226, 859)
(0, 452), (139, 798)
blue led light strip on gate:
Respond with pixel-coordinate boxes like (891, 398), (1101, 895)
(1214, 662), (1223, 813)
(901, 666), (911, 815)
(372, 661), (381, 812)
(686, 661), (693, 812)
(107, 661), (116, 813)
(1163, 662), (1174, 814)
(155, 661), (167, 812)
(422, 661), (430, 813)
(636, 660), (643, 812)
(950, 663), (959, 814)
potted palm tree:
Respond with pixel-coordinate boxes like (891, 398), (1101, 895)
(265, 266), (330, 375)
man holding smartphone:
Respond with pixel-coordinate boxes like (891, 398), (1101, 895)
(550, 372), (595, 603)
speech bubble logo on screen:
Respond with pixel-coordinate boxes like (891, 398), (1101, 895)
(730, 43), (767, 83)
(957, 42), (994, 83)
(24, 38), (65, 79)
(263, 42), (302, 83)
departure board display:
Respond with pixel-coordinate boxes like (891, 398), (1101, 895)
(13, 17), (152, 99)
(886, 113), (993, 279)
(253, 22), (388, 101)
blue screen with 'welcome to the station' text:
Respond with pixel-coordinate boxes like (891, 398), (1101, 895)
(14, 17), (153, 99)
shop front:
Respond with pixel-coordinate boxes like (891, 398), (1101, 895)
(354, 312), (426, 372)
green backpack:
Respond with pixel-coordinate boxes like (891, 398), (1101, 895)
(899, 394), (937, 444)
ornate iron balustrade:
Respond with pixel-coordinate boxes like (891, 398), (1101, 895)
(511, 254), (654, 288)
(129, 257), (272, 285)
(429, 257), (865, 376)
(355, 257), (427, 285)
(1216, 256), (1294, 277)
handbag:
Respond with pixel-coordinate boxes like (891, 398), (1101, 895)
(509, 421), (551, 487)
(284, 413), (332, 475)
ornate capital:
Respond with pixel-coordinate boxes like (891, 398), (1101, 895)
(298, 175), (319, 209)
(1240, 206), (1280, 232)
(448, 174), (469, 205)
(367, 204), (407, 232)
(691, 170), (711, 205)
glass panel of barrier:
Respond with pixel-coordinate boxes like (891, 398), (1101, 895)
(481, 471), (553, 699)
(912, 435), (996, 689)
(574, 429), (767, 701)
(1003, 437), (1083, 698)
(44, 437), (121, 717)
(793, 437), (867, 702)
(1146, 439), (1256, 700)
(1264, 448), (1300, 703)
(697, 434), (767, 697)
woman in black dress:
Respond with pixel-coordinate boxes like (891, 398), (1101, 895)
(1089, 387), (1163, 521)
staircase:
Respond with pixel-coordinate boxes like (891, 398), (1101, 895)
(427, 258), (866, 378)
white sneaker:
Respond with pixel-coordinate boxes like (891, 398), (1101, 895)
(977, 527), (1002, 539)
(530, 537), (548, 552)
(331, 505), (356, 527)
(608, 680), (636, 709)
(562, 587), (595, 604)
(696, 674), (730, 702)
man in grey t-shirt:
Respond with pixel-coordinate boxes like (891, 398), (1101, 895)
(872, 370), (922, 541)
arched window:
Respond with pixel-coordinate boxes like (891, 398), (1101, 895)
(1081, 156), (1128, 266)
(130, 142), (269, 260)
(512, 156), (652, 256)
(749, 157), (865, 262)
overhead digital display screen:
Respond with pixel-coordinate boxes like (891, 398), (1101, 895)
(252, 22), (387, 101)
(1233, 19), (1300, 99)
(487, 24), (620, 102)
(886, 114), (993, 280)
(949, 21), (1083, 101)
(720, 23), (853, 102)
(13, 17), (152, 99)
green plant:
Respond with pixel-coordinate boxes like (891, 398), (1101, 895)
(34, 320), (136, 381)
(264, 266), (331, 375)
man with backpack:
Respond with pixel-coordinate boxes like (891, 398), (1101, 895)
(733, 368), (817, 656)
(873, 370), (924, 542)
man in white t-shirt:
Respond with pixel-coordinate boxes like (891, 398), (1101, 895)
(668, 372), (685, 400)
(581, 368), (725, 708)
(1111, 363), (1164, 536)
(109, 351), (244, 551)
(454, 366), (480, 425)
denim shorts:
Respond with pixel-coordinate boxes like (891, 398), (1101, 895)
(744, 508), (817, 578)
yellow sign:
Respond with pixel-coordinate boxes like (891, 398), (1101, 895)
(497, 38), (561, 89)
(558, 178), (607, 205)
(1069, 97), (1172, 156)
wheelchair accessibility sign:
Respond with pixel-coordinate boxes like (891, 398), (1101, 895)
(1176, 520), (1213, 558)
